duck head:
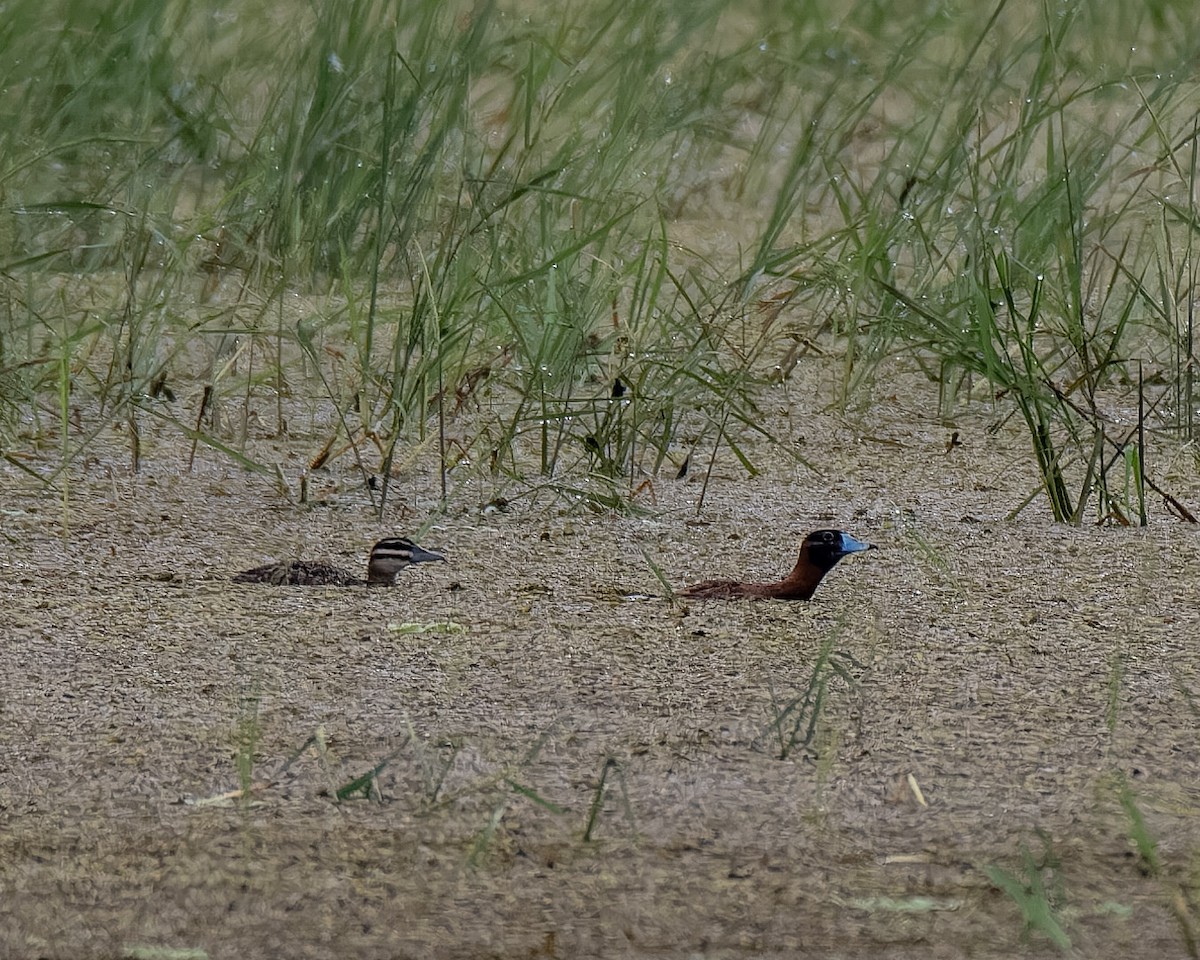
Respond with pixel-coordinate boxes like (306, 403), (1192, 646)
(799, 529), (875, 574)
(367, 537), (447, 585)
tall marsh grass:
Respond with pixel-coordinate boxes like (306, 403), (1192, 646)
(2, 0), (1197, 521)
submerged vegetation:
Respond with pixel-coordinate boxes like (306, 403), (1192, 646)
(1, 0), (1198, 521)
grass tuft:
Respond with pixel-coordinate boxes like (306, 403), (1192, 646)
(1, 0), (1197, 521)
(765, 626), (862, 761)
(985, 835), (1072, 951)
(582, 757), (635, 843)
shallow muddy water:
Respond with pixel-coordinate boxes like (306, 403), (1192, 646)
(3, 362), (1199, 958)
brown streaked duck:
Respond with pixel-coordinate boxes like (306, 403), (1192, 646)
(232, 537), (445, 586)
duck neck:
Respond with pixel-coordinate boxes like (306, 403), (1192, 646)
(750, 547), (831, 600)
(366, 565), (399, 585)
